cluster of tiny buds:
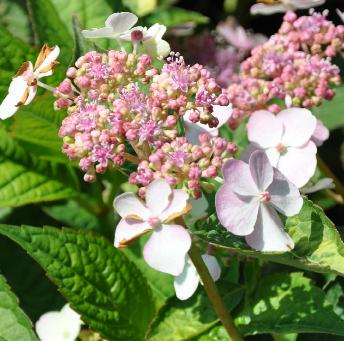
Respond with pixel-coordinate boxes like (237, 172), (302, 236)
(129, 135), (237, 199)
(226, 11), (342, 127)
(55, 49), (233, 186)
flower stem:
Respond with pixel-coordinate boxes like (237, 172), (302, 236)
(37, 81), (56, 93)
(188, 244), (244, 341)
(124, 152), (140, 164)
(317, 156), (344, 201)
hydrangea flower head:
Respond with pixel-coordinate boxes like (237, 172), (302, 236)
(114, 179), (192, 276)
(246, 108), (317, 187)
(216, 150), (303, 251)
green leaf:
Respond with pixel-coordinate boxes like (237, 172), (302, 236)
(235, 272), (344, 336)
(145, 7), (209, 28)
(0, 159), (77, 207)
(0, 124), (78, 207)
(192, 198), (344, 277)
(43, 200), (100, 230)
(197, 325), (230, 341)
(0, 224), (155, 341)
(0, 233), (65, 322)
(0, 0), (31, 43)
(27, 0), (73, 66)
(146, 282), (244, 340)
(50, 0), (112, 33)
(0, 273), (38, 341)
(123, 0), (157, 16)
(10, 94), (68, 163)
(313, 86), (344, 130)
(123, 235), (175, 310)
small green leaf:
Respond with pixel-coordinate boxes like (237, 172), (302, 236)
(0, 224), (155, 341)
(146, 7), (209, 28)
(192, 198), (344, 277)
(146, 282), (244, 340)
(0, 124), (78, 207)
(313, 86), (344, 130)
(235, 272), (344, 336)
(0, 0), (31, 43)
(43, 200), (100, 230)
(27, 0), (73, 66)
(10, 95), (67, 161)
(0, 273), (38, 341)
(0, 159), (76, 207)
(50, 0), (112, 34)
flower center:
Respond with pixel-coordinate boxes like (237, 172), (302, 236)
(147, 216), (161, 227)
(131, 30), (144, 43)
(259, 191), (271, 203)
(275, 143), (287, 154)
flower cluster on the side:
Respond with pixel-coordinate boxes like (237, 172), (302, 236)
(55, 48), (236, 185)
(216, 150), (303, 251)
(113, 178), (221, 299)
(226, 10), (343, 128)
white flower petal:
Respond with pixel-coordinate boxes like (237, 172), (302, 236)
(145, 179), (172, 217)
(143, 224), (191, 276)
(277, 142), (317, 188)
(201, 254), (221, 283)
(289, 0), (325, 9)
(249, 150), (274, 192)
(159, 189), (190, 223)
(184, 120), (210, 145)
(277, 108), (316, 147)
(186, 195), (209, 225)
(250, 3), (288, 15)
(35, 45), (60, 74)
(35, 306), (82, 341)
(337, 9), (344, 23)
(212, 103), (232, 127)
(82, 27), (116, 39)
(114, 192), (150, 220)
(245, 204), (294, 252)
(105, 12), (138, 34)
(215, 184), (260, 236)
(268, 168), (303, 216)
(60, 304), (82, 325)
(174, 255), (200, 300)
(114, 218), (151, 248)
(0, 77), (28, 119)
(301, 178), (335, 194)
(247, 110), (283, 148)
(24, 85), (37, 105)
(222, 159), (258, 196)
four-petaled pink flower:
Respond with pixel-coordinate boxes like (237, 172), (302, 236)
(174, 254), (221, 300)
(114, 179), (192, 275)
(245, 108), (317, 188)
(216, 150), (303, 251)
